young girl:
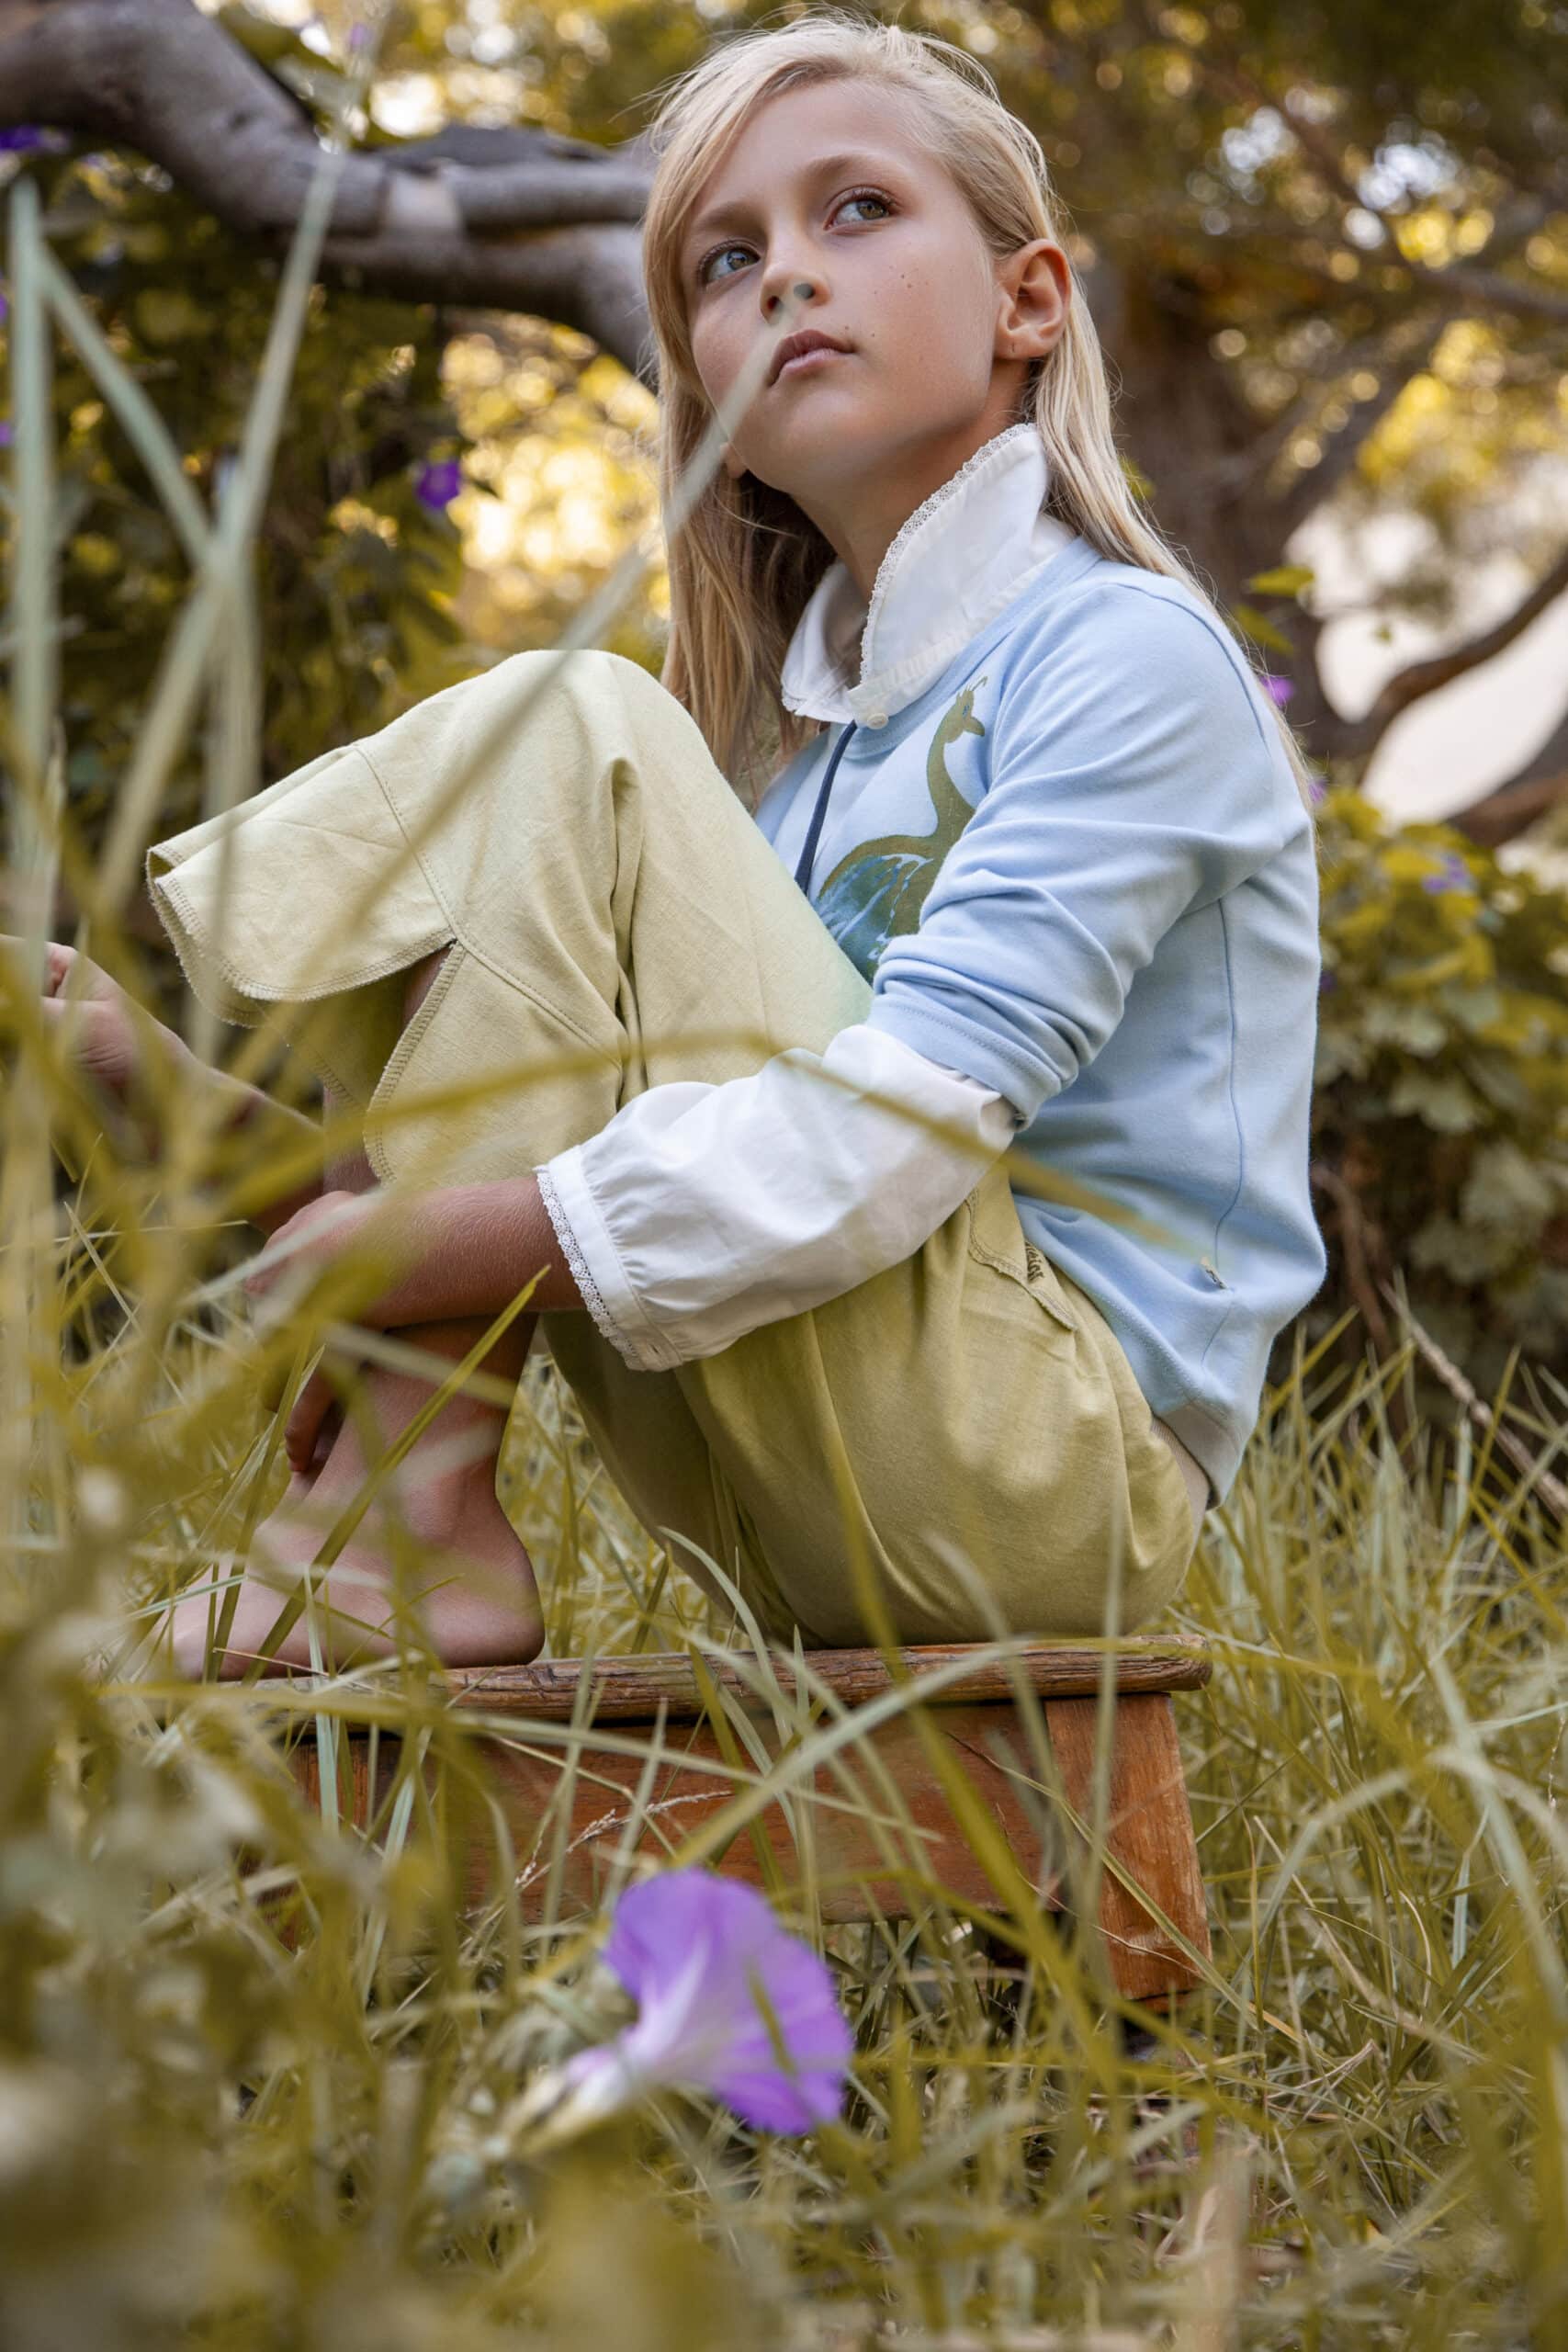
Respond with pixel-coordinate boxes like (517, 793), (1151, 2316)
(58, 11), (1327, 1674)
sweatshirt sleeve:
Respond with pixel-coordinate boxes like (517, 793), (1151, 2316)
(866, 582), (1303, 1118)
(534, 1023), (1017, 1373)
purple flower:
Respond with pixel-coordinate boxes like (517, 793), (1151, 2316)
(414, 458), (463, 512)
(1421, 852), (1472, 895)
(550, 1870), (852, 2134)
(1319, 969), (1337, 994)
(1261, 672), (1295, 707)
(1308, 775), (1326, 806)
(348, 22), (370, 48)
(0, 128), (48, 153)
(0, 424), (11, 449)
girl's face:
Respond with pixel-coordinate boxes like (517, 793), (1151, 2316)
(680, 78), (1066, 554)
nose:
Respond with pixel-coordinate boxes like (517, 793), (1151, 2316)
(760, 261), (824, 330)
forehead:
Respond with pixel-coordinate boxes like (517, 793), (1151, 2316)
(683, 78), (931, 243)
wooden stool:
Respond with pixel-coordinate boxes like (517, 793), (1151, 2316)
(296, 1638), (1211, 2005)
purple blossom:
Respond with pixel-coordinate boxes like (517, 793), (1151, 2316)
(348, 22), (370, 49)
(1319, 969), (1337, 994)
(1421, 852), (1472, 895)
(1308, 775), (1327, 806)
(0, 129), (48, 153)
(414, 458), (463, 512)
(1261, 672), (1295, 707)
(551, 1870), (852, 2134)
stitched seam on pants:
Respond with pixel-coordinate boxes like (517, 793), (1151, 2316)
(150, 860), (453, 1013)
(361, 937), (471, 1183)
(367, 747), (614, 1059)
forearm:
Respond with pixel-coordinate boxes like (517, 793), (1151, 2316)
(265, 1176), (584, 1326)
(404, 1179), (584, 1319)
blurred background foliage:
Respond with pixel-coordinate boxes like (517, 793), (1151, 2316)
(4, 0), (1568, 1408)
(1311, 788), (1568, 1404)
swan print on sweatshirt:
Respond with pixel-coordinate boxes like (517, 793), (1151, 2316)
(813, 681), (986, 981)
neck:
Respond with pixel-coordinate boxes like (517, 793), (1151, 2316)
(793, 388), (1030, 601)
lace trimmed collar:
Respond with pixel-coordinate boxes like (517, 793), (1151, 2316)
(778, 422), (1077, 729)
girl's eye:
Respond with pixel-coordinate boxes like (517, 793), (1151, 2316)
(695, 188), (894, 286)
(699, 243), (753, 287)
(835, 189), (892, 226)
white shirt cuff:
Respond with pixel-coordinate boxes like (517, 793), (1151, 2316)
(536, 1023), (1015, 1372)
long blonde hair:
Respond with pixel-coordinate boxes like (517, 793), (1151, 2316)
(639, 8), (1318, 813)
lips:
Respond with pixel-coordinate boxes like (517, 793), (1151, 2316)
(769, 331), (851, 386)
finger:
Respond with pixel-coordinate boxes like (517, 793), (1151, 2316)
(243, 1224), (310, 1303)
(38, 996), (119, 1087)
(286, 1362), (343, 1476)
(40, 942), (76, 999)
(39, 942), (108, 1002)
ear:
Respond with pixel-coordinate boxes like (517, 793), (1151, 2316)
(996, 238), (1071, 365)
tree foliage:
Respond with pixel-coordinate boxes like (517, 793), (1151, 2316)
(1306, 789), (1568, 1397)
(10, 146), (471, 866)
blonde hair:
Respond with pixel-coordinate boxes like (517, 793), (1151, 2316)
(640, 7), (1318, 813)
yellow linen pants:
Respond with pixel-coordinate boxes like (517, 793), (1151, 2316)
(149, 649), (1199, 1648)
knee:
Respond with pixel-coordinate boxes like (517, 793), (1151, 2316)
(503, 645), (647, 697)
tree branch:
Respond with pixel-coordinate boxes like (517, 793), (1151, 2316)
(1274, 319), (1445, 538)
(0, 0), (655, 374)
(1446, 697), (1568, 848)
(1361, 544), (1568, 738)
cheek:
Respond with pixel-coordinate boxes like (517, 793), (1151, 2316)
(688, 311), (737, 405)
(863, 252), (987, 372)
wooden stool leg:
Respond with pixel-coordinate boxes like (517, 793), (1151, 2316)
(1042, 1692), (1209, 2004)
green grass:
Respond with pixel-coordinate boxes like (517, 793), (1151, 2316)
(4, 170), (1568, 2352)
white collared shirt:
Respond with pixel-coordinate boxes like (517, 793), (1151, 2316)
(779, 423), (1077, 728)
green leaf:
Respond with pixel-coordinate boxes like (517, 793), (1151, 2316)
(1232, 602), (1294, 654)
(1387, 1070), (1483, 1132)
(1460, 1141), (1557, 1230)
(1247, 564), (1316, 596)
(1361, 1000), (1449, 1057)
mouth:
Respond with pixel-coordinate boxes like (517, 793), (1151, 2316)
(769, 334), (851, 387)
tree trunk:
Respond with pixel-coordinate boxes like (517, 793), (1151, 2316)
(1086, 256), (1344, 754)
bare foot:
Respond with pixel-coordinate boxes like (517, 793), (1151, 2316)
(169, 1324), (543, 1679)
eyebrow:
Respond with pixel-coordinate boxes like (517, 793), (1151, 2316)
(682, 150), (903, 262)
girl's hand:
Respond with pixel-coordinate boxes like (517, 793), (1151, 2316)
(4, 937), (186, 1100)
(244, 1187), (423, 1327)
(4, 939), (326, 1227)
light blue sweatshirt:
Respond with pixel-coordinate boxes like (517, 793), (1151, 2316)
(756, 526), (1328, 1505)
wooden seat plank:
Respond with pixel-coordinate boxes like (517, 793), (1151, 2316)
(437, 1636), (1212, 1723)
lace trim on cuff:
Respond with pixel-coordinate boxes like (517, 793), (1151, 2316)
(536, 1161), (640, 1366)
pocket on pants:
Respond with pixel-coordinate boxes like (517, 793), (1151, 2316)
(962, 1167), (1078, 1336)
